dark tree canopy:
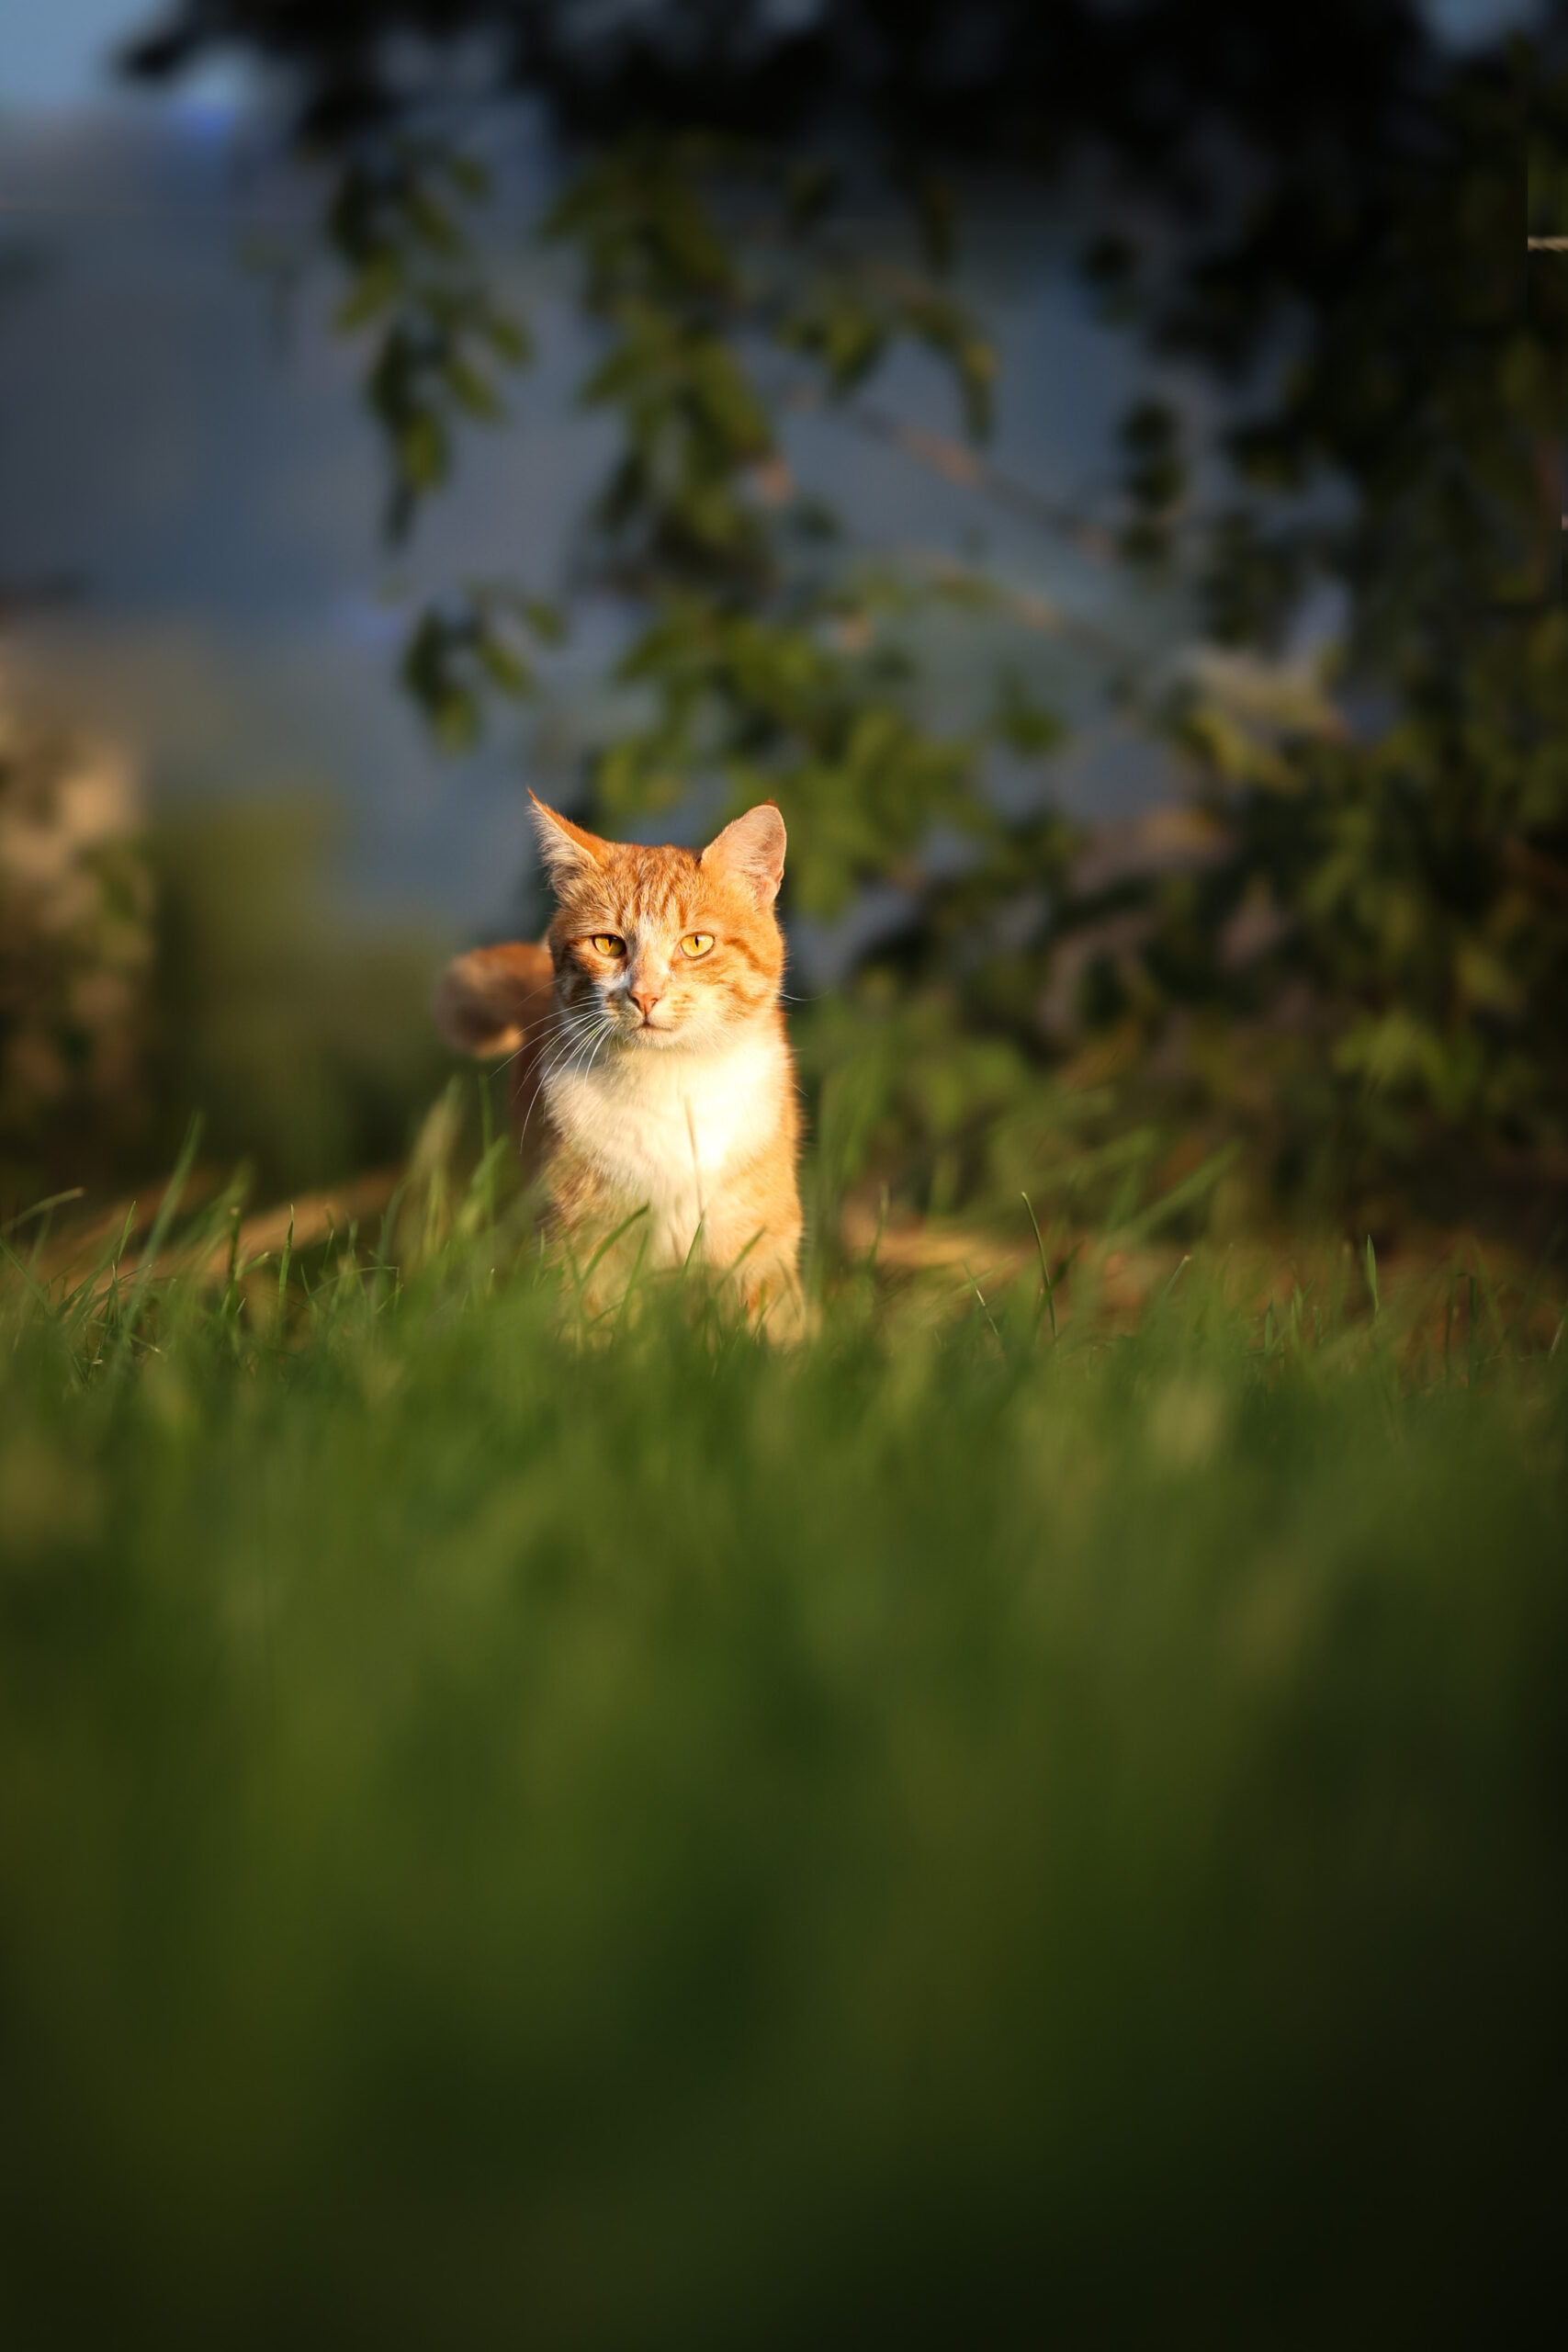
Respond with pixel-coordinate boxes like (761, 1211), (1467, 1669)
(125, 0), (1438, 155)
(117, 2), (1568, 1225)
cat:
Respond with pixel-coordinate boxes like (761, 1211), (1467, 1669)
(434, 794), (803, 1332)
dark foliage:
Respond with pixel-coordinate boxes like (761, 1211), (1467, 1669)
(119, 2), (1568, 1219)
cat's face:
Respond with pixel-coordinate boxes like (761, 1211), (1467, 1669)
(534, 797), (786, 1054)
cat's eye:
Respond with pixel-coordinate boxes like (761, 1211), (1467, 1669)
(589, 933), (626, 958)
(680, 933), (715, 958)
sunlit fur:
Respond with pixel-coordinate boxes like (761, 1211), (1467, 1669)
(434, 797), (803, 1333)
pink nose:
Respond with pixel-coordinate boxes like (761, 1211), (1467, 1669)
(628, 982), (662, 1021)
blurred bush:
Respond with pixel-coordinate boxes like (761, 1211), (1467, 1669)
(0, 673), (155, 1203)
(122, 3), (1568, 1240)
(1, 667), (448, 1213)
(147, 798), (448, 1199)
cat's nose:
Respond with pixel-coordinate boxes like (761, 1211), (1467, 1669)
(627, 980), (663, 1022)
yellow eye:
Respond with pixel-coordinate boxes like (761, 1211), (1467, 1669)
(680, 933), (715, 958)
(589, 933), (626, 957)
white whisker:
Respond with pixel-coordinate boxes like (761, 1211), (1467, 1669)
(516, 1007), (615, 1148)
(491, 1000), (600, 1076)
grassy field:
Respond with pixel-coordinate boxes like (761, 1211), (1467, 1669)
(2, 1131), (1566, 2346)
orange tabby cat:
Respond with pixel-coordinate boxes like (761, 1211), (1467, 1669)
(434, 795), (803, 1331)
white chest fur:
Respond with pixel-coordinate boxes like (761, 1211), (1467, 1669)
(546, 1023), (785, 1260)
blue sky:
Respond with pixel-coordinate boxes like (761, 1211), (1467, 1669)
(3, 0), (248, 113)
(6, 2), (147, 108)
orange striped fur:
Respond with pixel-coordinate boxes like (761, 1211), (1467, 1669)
(434, 796), (803, 1332)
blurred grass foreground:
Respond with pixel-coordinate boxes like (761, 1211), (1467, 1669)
(2, 1141), (1565, 2347)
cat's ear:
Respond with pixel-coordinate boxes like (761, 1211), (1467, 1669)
(529, 792), (612, 893)
(701, 802), (786, 906)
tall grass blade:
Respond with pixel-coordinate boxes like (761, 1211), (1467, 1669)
(2, 1187), (85, 1240)
(1021, 1191), (1056, 1340)
(1120, 1141), (1241, 1245)
(277, 1207), (296, 1313)
(1161, 1253), (1192, 1306)
(110, 1115), (203, 1370)
(581, 1203), (651, 1293)
(0, 1231), (56, 1320)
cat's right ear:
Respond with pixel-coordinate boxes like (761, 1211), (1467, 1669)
(529, 792), (612, 893)
(701, 802), (786, 905)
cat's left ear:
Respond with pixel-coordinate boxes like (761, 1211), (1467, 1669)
(529, 792), (613, 893)
(701, 802), (786, 906)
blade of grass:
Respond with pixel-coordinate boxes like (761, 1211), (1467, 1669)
(680, 1211), (707, 1278)
(963, 1261), (1005, 1357)
(722, 1230), (763, 1282)
(2, 1187), (85, 1240)
(866, 1184), (890, 1280)
(1119, 1141), (1241, 1246)
(60, 1204), (138, 1338)
(457, 1136), (513, 1241)
(376, 1182), (404, 1268)
(1021, 1192), (1056, 1340)
(212, 1199), (244, 1335)
(479, 1067), (496, 1222)
(580, 1204), (652, 1297)
(277, 1207), (295, 1314)
(612, 1225), (651, 1339)
(111, 1116), (203, 1372)
(0, 1231), (56, 1321)
(369, 1182), (406, 1313)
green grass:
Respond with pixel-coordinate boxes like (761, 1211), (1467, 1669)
(1, 1159), (1565, 2347)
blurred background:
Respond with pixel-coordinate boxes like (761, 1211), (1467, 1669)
(7, 15), (1568, 2344)
(4, 0), (1566, 1247)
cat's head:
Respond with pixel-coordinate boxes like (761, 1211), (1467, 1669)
(532, 795), (786, 1053)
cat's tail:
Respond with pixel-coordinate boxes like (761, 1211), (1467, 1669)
(432, 941), (555, 1059)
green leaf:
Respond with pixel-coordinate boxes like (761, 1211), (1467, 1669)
(397, 411), (450, 492)
(480, 309), (533, 365)
(334, 257), (400, 330)
(408, 188), (463, 256)
(476, 634), (532, 697)
(687, 340), (772, 456)
(520, 596), (566, 645)
(444, 356), (504, 421)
